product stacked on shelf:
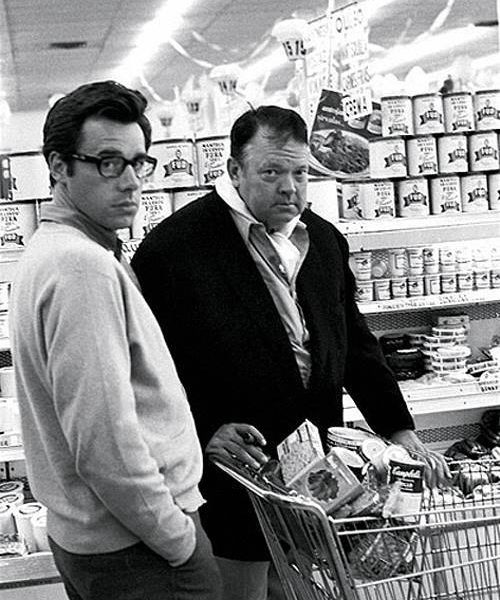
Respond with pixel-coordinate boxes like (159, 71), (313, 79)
(340, 89), (500, 222)
(350, 239), (500, 303)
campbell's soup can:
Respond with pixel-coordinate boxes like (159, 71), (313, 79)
(468, 131), (500, 172)
(172, 187), (211, 212)
(396, 177), (430, 217)
(195, 136), (230, 187)
(412, 93), (444, 134)
(340, 179), (363, 219)
(406, 135), (438, 176)
(442, 92), (474, 133)
(474, 89), (500, 130)
(359, 180), (395, 219)
(437, 133), (468, 173)
(369, 137), (407, 179)
(148, 139), (197, 189)
(6, 152), (51, 201)
(131, 191), (173, 239)
(460, 173), (489, 213)
(430, 175), (461, 215)
(0, 202), (37, 247)
(381, 95), (413, 136)
(488, 172), (500, 210)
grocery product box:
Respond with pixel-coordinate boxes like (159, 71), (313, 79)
(277, 420), (324, 486)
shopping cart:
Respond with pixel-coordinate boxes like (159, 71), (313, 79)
(214, 457), (500, 600)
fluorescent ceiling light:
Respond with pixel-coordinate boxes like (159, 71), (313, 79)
(114, 0), (198, 85)
(240, 47), (288, 84)
(371, 25), (490, 74)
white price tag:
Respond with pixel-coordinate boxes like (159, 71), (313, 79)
(342, 86), (372, 121)
(340, 65), (370, 94)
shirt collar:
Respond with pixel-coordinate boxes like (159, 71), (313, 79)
(215, 173), (303, 240)
(40, 187), (120, 256)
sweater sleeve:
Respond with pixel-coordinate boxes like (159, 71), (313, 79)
(44, 256), (195, 566)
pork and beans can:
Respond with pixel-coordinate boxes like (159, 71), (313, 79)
(474, 89), (500, 130)
(360, 180), (395, 219)
(460, 173), (489, 213)
(0, 202), (37, 247)
(148, 139), (197, 189)
(132, 191), (173, 239)
(406, 135), (438, 176)
(381, 95), (413, 136)
(412, 93), (444, 134)
(369, 137), (407, 179)
(468, 131), (500, 172)
(195, 136), (230, 187)
(396, 177), (430, 217)
(430, 175), (462, 215)
(340, 179), (363, 219)
(442, 92), (474, 133)
(437, 133), (468, 173)
(488, 172), (500, 210)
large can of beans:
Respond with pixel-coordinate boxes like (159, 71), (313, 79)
(474, 89), (500, 130)
(406, 135), (438, 176)
(359, 180), (395, 219)
(132, 191), (173, 239)
(369, 137), (407, 179)
(148, 139), (197, 189)
(381, 95), (413, 136)
(460, 173), (489, 213)
(442, 92), (474, 133)
(468, 131), (500, 172)
(437, 133), (468, 173)
(0, 202), (37, 247)
(195, 136), (230, 187)
(488, 172), (500, 210)
(412, 93), (444, 134)
(396, 177), (430, 217)
(340, 179), (363, 219)
(429, 175), (462, 215)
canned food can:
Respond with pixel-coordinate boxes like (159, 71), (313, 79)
(0, 202), (37, 247)
(437, 133), (468, 173)
(0, 311), (8, 339)
(468, 131), (500, 172)
(412, 93), (445, 134)
(381, 95), (414, 136)
(360, 180), (395, 219)
(474, 89), (500, 130)
(327, 427), (374, 452)
(407, 247), (424, 275)
(429, 175), (462, 215)
(388, 248), (407, 277)
(491, 269), (500, 288)
(0, 282), (10, 311)
(131, 191), (173, 239)
(407, 275), (424, 296)
(356, 280), (373, 302)
(488, 172), (500, 210)
(424, 274), (440, 295)
(148, 139), (197, 189)
(442, 92), (474, 133)
(368, 137), (407, 179)
(391, 277), (407, 298)
(406, 135), (438, 176)
(396, 177), (429, 217)
(340, 179), (363, 219)
(460, 173), (489, 213)
(172, 187), (211, 212)
(474, 270), (490, 289)
(457, 271), (473, 291)
(439, 246), (456, 272)
(423, 247), (439, 274)
(5, 152), (51, 201)
(440, 273), (457, 293)
(195, 136), (230, 187)
(374, 278), (391, 300)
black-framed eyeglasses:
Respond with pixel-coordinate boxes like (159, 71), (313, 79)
(70, 153), (157, 179)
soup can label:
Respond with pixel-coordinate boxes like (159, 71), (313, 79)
(369, 137), (407, 179)
(430, 175), (461, 214)
(360, 180), (395, 219)
(148, 139), (197, 189)
(406, 135), (438, 176)
(381, 96), (413, 136)
(488, 172), (500, 210)
(396, 177), (429, 217)
(468, 131), (500, 172)
(131, 191), (173, 239)
(460, 174), (488, 213)
(412, 93), (444, 134)
(437, 133), (468, 173)
(195, 136), (230, 186)
(474, 89), (500, 130)
(0, 202), (37, 247)
(443, 92), (474, 132)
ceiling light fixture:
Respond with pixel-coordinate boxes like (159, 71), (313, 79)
(113, 0), (198, 85)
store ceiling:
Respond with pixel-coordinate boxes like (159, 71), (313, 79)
(0, 0), (498, 113)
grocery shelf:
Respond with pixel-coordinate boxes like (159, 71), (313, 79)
(337, 212), (500, 251)
(358, 288), (500, 314)
(0, 552), (60, 590)
(0, 445), (24, 462)
(343, 380), (500, 422)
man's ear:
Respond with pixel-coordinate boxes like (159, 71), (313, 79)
(48, 151), (69, 185)
(227, 157), (241, 188)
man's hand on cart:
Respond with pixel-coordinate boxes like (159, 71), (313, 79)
(389, 429), (452, 487)
(206, 423), (269, 470)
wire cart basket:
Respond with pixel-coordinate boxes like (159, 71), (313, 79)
(214, 457), (500, 600)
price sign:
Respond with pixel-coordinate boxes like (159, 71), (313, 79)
(342, 86), (373, 121)
(340, 64), (370, 94)
(331, 2), (369, 65)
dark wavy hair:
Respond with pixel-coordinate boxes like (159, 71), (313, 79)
(43, 80), (152, 185)
(230, 105), (308, 164)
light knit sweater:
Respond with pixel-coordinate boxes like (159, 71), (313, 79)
(10, 202), (204, 566)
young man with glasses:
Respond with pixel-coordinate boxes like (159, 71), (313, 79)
(9, 80), (221, 600)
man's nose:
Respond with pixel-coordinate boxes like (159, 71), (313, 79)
(119, 164), (141, 189)
(279, 173), (296, 195)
